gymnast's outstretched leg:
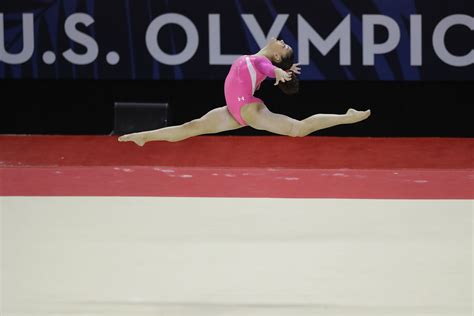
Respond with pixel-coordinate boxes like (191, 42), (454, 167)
(241, 103), (371, 137)
(118, 106), (242, 146)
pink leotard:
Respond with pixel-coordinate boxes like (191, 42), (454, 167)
(224, 55), (276, 125)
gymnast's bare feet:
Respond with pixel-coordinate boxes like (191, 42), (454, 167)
(118, 133), (147, 147)
(345, 108), (371, 124)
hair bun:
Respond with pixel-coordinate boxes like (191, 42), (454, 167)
(278, 72), (299, 95)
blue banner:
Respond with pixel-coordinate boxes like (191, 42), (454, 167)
(0, 0), (472, 80)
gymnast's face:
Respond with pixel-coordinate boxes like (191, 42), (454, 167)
(268, 37), (293, 63)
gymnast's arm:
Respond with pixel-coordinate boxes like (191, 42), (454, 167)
(254, 57), (291, 85)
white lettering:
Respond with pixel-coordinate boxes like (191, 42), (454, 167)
(241, 14), (288, 48)
(63, 13), (98, 65)
(410, 15), (422, 66)
(298, 15), (351, 65)
(363, 15), (401, 65)
(146, 13), (199, 65)
(209, 14), (240, 65)
(0, 12), (472, 72)
(0, 13), (34, 64)
(433, 14), (474, 67)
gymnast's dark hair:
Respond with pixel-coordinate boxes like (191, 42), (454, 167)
(272, 50), (299, 95)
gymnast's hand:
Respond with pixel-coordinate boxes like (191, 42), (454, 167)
(289, 63), (301, 75)
(274, 68), (292, 85)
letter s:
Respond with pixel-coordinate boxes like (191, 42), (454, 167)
(63, 13), (98, 65)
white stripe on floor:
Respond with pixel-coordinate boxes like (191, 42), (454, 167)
(1, 197), (473, 315)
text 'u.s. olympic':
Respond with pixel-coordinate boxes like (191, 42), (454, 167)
(0, 13), (473, 67)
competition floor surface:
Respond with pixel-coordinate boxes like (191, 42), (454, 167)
(1, 135), (473, 315)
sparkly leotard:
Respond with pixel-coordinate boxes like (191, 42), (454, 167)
(224, 55), (276, 125)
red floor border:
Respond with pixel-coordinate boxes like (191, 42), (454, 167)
(1, 167), (472, 199)
(1, 136), (472, 198)
(1, 136), (473, 169)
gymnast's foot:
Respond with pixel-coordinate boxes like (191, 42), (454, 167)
(345, 108), (371, 124)
(118, 133), (147, 147)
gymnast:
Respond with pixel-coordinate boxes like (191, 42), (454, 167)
(118, 38), (371, 146)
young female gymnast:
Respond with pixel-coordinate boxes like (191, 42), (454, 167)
(118, 38), (370, 146)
